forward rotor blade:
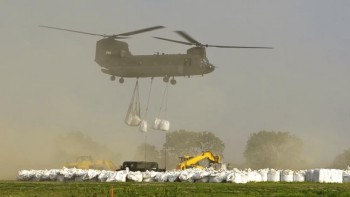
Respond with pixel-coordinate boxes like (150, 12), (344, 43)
(40, 25), (106, 37)
(175, 31), (202, 46)
(207, 44), (273, 49)
(153, 36), (193, 45)
(117, 26), (165, 36)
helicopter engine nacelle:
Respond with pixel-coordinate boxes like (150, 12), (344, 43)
(95, 38), (131, 68)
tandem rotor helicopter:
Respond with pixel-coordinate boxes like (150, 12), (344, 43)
(40, 25), (272, 85)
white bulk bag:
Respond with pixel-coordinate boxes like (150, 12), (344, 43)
(305, 169), (314, 182)
(98, 170), (109, 182)
(159, 120), (170, 131)
(139, 120), (148, 132)
(106, 171), (117, 182)
(194, 171), (210, 183)
(249, 170), (262, 182)
(293, 170), (305, 182)
(179, 170), (195, 182)
(281, 170), (294, 182)
(312, 169), (343, 183)
(267, 169), (280, 182)
(155, 172), (168, 182)
(209, 171), (227, 183)
(258, 169), (269, 182)
(87, 169), (100, 180)
(125, 114), (141, 126)
(127, 171), (143, 182)
(167, 171), (180, 182)
(330, 169), (343, 183)
(344, 175), (350, 183)
(226, 172), (236, 183)
(125, 81), (142, 126)
(343, 170), (350, 183)
(17, 170), (34, 181)
(152, 118), (161, 130)
(115, 170), (128, 182)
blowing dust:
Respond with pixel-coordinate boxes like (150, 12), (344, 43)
(0, 127), (123, 180)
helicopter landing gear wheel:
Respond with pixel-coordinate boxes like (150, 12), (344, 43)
(163, 76), (169, 83)
(119, 77), (124, 84)
(110, 75), (116, 81)
(170, 78), (176, 85)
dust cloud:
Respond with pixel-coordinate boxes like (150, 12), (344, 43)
(0, 127), (123, 180)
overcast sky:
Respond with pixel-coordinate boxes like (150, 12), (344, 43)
(1, 0), (350, 176)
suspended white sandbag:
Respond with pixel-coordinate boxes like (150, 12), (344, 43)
(125, 114), (141, 126)
(139, 120), (148, 132)
(159, 120), (170, 131)
(155, 82), (171, 131)
(138, 78), (154, 132)
(125, 81), (142, 126)
(152, 118), (161, 130)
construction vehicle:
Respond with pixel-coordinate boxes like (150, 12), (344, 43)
(117, 161), (166, 172)
(176, 151), (222, 170)
(64, 156), (117, 171)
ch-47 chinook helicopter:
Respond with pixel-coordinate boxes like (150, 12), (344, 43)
(40, 25), (272, 85)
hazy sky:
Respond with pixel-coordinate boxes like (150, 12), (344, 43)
(1, 0), (350, 177)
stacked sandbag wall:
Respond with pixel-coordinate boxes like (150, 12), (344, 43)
(17, 167), (349, 184)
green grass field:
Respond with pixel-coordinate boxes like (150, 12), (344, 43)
(1, 181), (350, 197)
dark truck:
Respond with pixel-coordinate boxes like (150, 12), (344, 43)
(118, 161), (165, 172)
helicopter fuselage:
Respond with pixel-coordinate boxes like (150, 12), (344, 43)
(95, 38), (215, 79)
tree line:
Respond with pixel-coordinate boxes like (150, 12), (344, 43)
(133, 130), (350, 170)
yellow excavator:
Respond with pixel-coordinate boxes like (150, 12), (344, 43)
(176, 151), (222, 170)
(64, 156), (117, 171)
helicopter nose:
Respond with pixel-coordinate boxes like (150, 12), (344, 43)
(207, 64), (215, 73)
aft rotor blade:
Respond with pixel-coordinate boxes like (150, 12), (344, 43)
(207, 45), (273, 49)
(117, 26), (165, 36)
(39, 25), (106, 37)
(175, 31), (202, 46)
(153, 36), (193, 45)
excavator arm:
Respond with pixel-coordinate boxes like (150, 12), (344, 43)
(176, 151), (221, 170)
